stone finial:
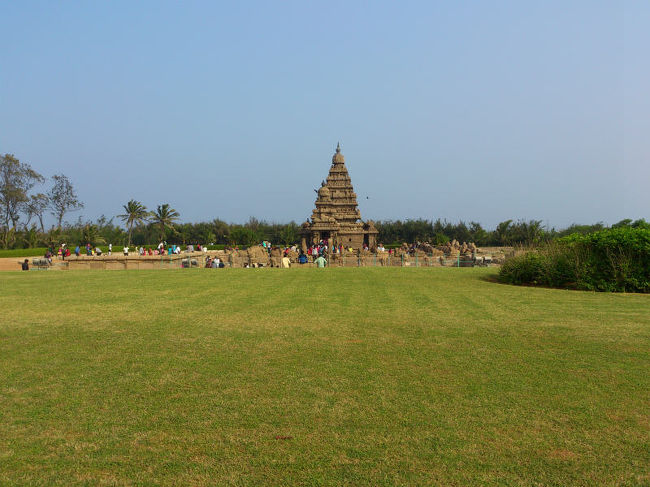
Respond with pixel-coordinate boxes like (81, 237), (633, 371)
(332, 142), (345, 164)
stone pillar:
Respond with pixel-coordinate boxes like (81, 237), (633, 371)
(301, 236), (307, 253)
(369, 233), (377, 249)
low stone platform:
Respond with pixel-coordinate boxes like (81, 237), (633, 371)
(60, 252), (209, 270)
(1, 247), (508, 271)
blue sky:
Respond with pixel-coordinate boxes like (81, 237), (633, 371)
(1, 1), (648, 229)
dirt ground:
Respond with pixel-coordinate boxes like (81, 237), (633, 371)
(0, 257), (31, 271)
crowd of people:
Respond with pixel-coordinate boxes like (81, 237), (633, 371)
(43, 241), (210, 260)
(204, 256), (225, 268)
(29, 239), (349, 270)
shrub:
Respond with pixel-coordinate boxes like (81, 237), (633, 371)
(560, 227), (650, 292)
(499, 227), (650, 293)
(498, 252), (545, 285)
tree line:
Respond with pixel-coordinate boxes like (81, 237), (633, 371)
(1, 154), (83, 249)
(2, 153), (647, 250)
(374, 218), (648, 247)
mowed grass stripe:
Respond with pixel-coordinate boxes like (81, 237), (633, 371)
(0, 268), (648, 486)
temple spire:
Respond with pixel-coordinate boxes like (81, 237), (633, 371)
(332, 142), (345, 164)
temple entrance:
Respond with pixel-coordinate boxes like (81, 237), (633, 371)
(363, 233), (369, 247)
(321, 231), (330, 244)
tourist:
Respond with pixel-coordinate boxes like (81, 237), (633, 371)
(282, 255), (291, 268)
(21, 259), (29, 271)
(123, 246), (129, 256)
(298, 252), (308, 264)
(211, 257), (220, 268)
(75, 245), (80, 257)
(64, 248), (70, 259)
(95, 247), (102, 256)
(108, 243), (112, 255)
(314, 254), (327, 268)
(44, 250), (52, 264)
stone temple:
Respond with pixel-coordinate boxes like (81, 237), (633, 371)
(301, 143), (378, 251)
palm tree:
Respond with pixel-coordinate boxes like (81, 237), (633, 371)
(82, 224), (106, 247)
(22, 225), (42, 249)
(43, 227), (63, 252)
(150, 204), (180, 242)
(524, 220), (544, 246)
(118, 199), (149, 246)
(496, 220), (513, 246)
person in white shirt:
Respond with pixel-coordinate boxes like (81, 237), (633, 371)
(123, 246), (129, 256)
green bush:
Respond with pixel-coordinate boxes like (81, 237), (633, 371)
(499, 227), (650, 293)
(498, 252), (545, 285)
(204, 244), (226, 250)
(560, 227), (650, 292)
(0, 247), (50, 258)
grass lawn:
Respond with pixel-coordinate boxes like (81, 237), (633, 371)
(0, 268), (648, 486)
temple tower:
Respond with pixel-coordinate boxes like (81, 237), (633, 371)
(301, 143), (378, 251)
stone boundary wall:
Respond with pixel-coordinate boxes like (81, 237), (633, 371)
(55, 249), (506, 271)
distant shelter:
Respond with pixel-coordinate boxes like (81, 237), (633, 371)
(301, 144), (378, 251)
